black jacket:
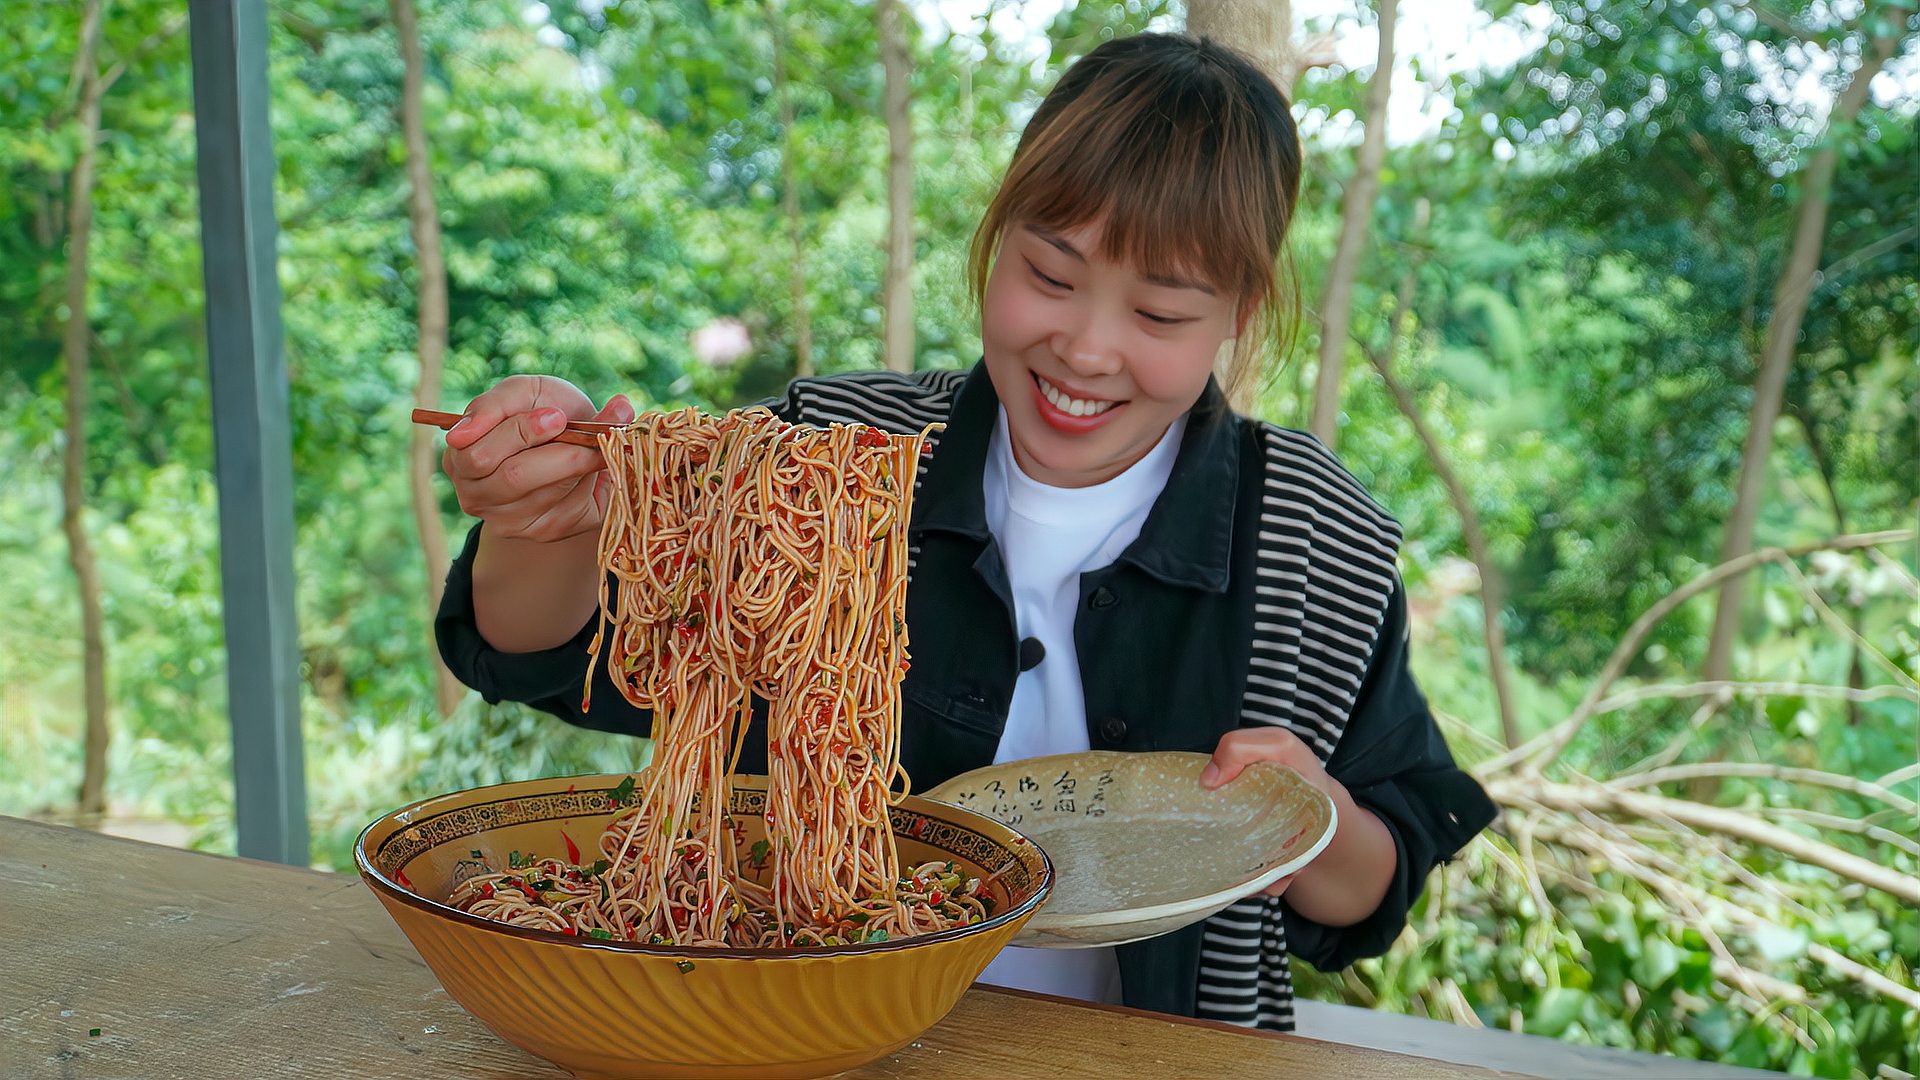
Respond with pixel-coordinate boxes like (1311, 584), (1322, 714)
(436, 363), (1496, 1030)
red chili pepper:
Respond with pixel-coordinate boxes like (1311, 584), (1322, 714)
(929, 890), (945, 905)
(479, 883), (495, 900)
(395, 868), (414, 890)
(561, 829), (582, 866)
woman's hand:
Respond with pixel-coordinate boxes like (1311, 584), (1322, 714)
(1200, 727), (1346, 897)
(1201, 727), (1396, 924)
(442, 375), (634, 542)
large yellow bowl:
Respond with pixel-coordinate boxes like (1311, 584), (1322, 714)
(355, 773), (1052, 1079)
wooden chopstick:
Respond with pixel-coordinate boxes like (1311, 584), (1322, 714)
(410, 408), (611, 449)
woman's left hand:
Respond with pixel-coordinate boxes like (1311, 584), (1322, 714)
(1200, 727), (1349, 897)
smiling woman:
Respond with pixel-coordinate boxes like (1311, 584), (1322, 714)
(433, 31), (1495, 1037)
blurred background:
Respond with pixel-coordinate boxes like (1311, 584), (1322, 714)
(0, 0), (1915, 1073)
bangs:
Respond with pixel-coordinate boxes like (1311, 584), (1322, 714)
(1002, 81), (1274, 301)
(970, 34), (1299, 315)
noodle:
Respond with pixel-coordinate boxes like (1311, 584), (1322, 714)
(450, 407), (990, 946)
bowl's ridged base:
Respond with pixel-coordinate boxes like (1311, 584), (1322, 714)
(382, 891), (1022, 1079)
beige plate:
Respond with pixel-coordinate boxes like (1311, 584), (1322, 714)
(924, 751), (1336, 949)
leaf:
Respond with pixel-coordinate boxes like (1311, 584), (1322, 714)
(1633, 936), (1681, 990)
(1675, 950), (1713, 995)
(609, 776), (637, 807)
(1523, 987), (1588, 1038)
(1687, 1005), (1737, 1055)
(1750, 924), (1808, 962)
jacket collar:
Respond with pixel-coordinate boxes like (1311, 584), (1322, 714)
(909, 362), (1239, 594)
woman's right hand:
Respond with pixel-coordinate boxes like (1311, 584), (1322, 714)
(442, 374), (634, 542)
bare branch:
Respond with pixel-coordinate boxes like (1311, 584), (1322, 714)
(67, 0), (110, 108)
(1620, 692), (1731, 776)
(1483, 529), (1916, 774)
(1877, 762), (1920, 789)
(1609, 763), (1920, 816)
(1813, 224), (1920, 296)
(1486, 777), (1920, 905)
(1533, 818), (1806, 1042)
(1754, 806), (1920, 859)
(98, 12), (187, 96)
(1866, 547), (1920, 592)
(1512, 795), (1904, 1014)
(1594, 680), (1918, 715)
(1811, 942), (1920, 1011)
(1777, 557), (1916, 686)
(1361, 201), (1523, 750)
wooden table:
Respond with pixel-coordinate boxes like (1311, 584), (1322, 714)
(0, 816), (1526, 1079)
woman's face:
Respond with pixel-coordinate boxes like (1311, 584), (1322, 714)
(981, 218), (1242, 488)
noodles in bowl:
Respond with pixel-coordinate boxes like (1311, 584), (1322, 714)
(359, 407), (1050, 1077)
(355, 773), (1051, 1079)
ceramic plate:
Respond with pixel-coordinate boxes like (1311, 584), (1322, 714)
(923, 751), (1336, 949)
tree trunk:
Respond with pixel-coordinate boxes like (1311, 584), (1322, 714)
(1365, 201), (1521, 749)
(770, 0), (812, 377)
(392, 0), (463, 719)
(878, 0), (914, 374)
(64, 0), (111, 823)
(1187, 0), (1339, 412)
(1308, 0), (1397, 449)
(1703, 34), (1896, 681)
(1187, 0), (1303, 89)
(1790, 403), (1864, 726)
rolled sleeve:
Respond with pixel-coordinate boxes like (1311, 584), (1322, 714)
(435, 523), (648, 738)
(1280, 580), (1497, 971)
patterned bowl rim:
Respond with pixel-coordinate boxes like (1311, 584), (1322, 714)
(353, 772), (1053, 960)
(924, 750), (1337, 932)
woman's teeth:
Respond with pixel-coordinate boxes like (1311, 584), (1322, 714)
(1037, 375), (1117, 417)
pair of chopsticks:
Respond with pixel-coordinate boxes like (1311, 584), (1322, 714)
(411, 408), (618, 450)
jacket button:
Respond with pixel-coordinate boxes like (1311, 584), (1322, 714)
(1089, 586), (1117, 610)
(1097, 716), (1128, 746)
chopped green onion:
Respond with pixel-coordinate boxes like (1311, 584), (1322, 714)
(587, 929), (613, 940)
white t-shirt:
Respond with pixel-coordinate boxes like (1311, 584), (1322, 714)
(975, 407), (1184, 1004)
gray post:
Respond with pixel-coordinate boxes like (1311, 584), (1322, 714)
(187, 0), (309, 864)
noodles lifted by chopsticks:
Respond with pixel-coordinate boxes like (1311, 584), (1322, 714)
(452, 406), (990, 946)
